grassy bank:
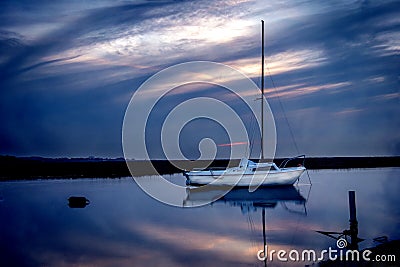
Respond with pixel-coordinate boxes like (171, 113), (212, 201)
(0, 156), (399, 180)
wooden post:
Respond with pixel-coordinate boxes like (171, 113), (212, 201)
(348, 190), (358, 250)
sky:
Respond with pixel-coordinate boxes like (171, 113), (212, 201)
(0, 0), (399, 158)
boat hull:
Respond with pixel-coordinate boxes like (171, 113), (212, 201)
(185, 167), (305, 187)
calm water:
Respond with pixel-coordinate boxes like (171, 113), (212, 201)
(0, 168), (399, 266)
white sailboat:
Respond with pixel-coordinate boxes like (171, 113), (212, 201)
(184, 20), (306, 187)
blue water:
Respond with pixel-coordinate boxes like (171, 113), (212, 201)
(0, 168), (399, 266)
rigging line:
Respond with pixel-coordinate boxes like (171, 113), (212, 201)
(288, 204), (304, 250)
(265, 64), (300, 155)
(247, 211), (258, 252)
(303, 156), (312, 185)
(288, 183), (312, 247)
(285, 187), (308, 249)
(305, 183), (312, 204)
(306, 169), (312, 185)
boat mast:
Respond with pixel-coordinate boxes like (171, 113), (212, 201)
(261, 20), (265, 160)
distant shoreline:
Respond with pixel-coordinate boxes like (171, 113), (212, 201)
(0, 156), (399, 181)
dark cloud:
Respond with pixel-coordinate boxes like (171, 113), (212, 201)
(0, 1), (177, 80)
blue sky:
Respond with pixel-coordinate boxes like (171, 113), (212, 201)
(0, 0), (399, 158)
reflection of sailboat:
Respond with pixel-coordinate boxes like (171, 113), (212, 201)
(183, 20), (306, 187)
(184, 185), (307, 211)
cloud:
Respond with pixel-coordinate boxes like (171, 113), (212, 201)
(266, 81), (352, 99)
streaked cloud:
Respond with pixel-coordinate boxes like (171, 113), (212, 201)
(266, 81), (352, 99)
(370, 92), (399, 102)
(225, 48), (326, 79)
(373, 31), (400, 56)
(334, 108), (364, 116)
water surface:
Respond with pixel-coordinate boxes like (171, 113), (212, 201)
(0, 168), (399, 266)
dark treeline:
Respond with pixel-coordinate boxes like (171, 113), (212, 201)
(0, 155), (399, 180)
